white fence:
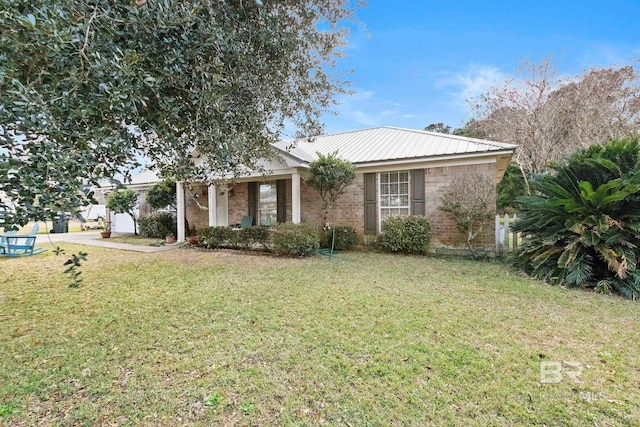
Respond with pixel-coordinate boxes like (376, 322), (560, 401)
(495, 213), (519, 254)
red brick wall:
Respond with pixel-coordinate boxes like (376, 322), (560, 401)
(227, 182), (248, 226)
(424, 163), (496, 246)
(300, 174), (365, 237)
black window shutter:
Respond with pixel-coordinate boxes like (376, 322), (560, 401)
(364, 173), (377, 234)
(276, 179), (286, 223)
(248, 182), (257, 225)
(410, 169), (425, 216)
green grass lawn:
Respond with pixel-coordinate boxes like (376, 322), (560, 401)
(105, 235), (167, 246)
(1, 247), (639, 426)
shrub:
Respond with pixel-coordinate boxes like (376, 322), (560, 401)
(139, 212), (176, 238)
(147, 180), (176, 210)
(378, 215), (431, 255)
(515, 137), (640, 299)
(272, 223), (319, 257)
(199, 226), (234, 249)
(306, 152), (356, 226)
(107, 188), (139, 234)
(237, 226), (271, 250)
(439, 171), (495, 254)
(322, 225), (358, 251)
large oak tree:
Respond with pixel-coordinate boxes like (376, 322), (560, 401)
(0, 0), (362, 226)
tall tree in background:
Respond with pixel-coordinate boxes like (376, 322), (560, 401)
(423, 120), (485, 138)
(424, 122), (453, 134)
(471, 59), (640, 190)
(0, 0), (362, 226)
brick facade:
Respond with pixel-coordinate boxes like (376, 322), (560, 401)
(300, 174), (365, 235)
(227, 182), (249, 226)
(424, 162), (496, 246)
(184, 161), (496, 248)
(184, 183), (210, 233)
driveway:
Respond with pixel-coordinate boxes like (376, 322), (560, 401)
(36, 231), (180, 253)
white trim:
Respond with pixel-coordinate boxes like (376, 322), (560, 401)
(292, 172), (301, 223)
(356, 154), (498, 174)
(176, 181), (186, 242)
(216, 190), (229, 227)
(208, 185), (217, 226)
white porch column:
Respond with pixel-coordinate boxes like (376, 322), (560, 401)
(208, 184), (217, 227)
(176, 181), (186, 242)
(292, 172), (301, 223)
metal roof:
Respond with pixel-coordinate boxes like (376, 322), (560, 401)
(273, 126), (517, 165)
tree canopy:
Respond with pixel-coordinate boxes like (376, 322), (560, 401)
(106, 188), (139, 235)
(306, 151), (356, 226)
(470, 59), (640, 179)
(146, 180), (176, 211)
(0, 0), (362, 226)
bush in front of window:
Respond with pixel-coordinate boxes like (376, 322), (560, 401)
(378, 215), (432, 255)
(272, 223), (320, 257)
(199, 226), (234, 249)
(321, 225), (358, 251)
(139, 212), (177, 239)
(237, 226), (271, 250)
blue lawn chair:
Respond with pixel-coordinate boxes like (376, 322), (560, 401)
(0, 223), (46, 257)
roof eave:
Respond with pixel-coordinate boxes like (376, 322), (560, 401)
(347, 149), (516, 168)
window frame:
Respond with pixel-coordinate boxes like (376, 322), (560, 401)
(377, 170), (411, 232)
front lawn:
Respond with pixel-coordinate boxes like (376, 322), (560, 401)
(104, 235), (167, 247)
(1, 248), (638, 426)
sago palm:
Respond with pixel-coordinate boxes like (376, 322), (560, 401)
(515, 138), (640, 299)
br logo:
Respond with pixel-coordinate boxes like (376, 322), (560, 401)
(540, 361), (583, 383)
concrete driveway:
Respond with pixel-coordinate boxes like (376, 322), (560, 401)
(36, 231), (180, 253)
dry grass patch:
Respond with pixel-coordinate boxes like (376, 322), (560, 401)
(1, 247), (639, 426)
(104, 235), (166, 247)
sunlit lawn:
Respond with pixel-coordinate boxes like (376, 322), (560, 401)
(1, 247), (639, 426)
(105, 235), (167, 246)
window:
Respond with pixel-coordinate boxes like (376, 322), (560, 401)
(258, 182), (277, 226)
(379, 171), (410, 229)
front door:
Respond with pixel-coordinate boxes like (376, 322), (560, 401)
(216, 189), (228, 226)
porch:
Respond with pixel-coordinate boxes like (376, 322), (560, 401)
(175, 173), (302, 242)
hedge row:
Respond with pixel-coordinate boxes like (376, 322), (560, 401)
(197, 223), (319, 256)
(194, 216), (433, 256)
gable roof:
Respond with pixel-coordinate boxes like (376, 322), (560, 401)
(272, 126), (517, 166)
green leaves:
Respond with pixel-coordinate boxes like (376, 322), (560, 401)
(306, 151), (356, 225)
(62, 251), (89, 288)
(515, 137), (640, 299)
(106, 188), (139, 234)
(1, 0), (357, 226)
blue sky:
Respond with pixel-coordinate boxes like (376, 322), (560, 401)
(316, 0), (640, 135)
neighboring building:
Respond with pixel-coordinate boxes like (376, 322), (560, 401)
(174, 126), (517, 246)
(95, 169), (161, 234)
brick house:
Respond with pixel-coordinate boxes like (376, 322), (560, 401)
(174, 126), (516, 247)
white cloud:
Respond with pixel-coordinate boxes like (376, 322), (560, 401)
(436, 64), (507, 110)
(578, 42), (640, 70)
(329, 88), (408, 130)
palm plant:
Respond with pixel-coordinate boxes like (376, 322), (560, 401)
(515, 138), (640, 299)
